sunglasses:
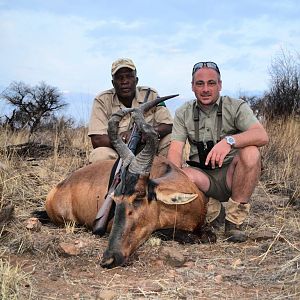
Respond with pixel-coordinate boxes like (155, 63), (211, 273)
(192, 61), (220, 75)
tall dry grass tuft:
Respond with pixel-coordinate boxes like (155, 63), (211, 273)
(0, 125), (91, 212)
(0, 127), (31, 147)
(261, 116), (300, 201)
(0, 124), (93, 265)
(0, 258), (33, 300)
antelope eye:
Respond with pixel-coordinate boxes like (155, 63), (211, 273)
(133, 197), (144, 208)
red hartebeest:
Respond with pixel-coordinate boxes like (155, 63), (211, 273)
(45, 105), (213, 268)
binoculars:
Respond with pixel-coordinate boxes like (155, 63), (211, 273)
(187, 140), (215, 170)
(197, 140), (214, 169)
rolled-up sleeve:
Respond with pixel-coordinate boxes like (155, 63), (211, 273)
(171, 106), (188, 142)
(153, 106), (173, 125)
(235, 102), (259, 132)
(88, 95), (110, 136)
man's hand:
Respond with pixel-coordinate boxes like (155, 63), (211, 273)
(205, 139), (231, 168)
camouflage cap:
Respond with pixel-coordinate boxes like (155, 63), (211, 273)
(111, 58), (136, 76)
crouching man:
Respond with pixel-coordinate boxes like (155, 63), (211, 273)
(167, 61), (269, 242)
(88, 58), (173, 162)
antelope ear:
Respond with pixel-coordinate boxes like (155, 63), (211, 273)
(155, 190), (198, 205)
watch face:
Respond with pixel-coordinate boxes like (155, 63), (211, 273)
(226, 136), (235, 145)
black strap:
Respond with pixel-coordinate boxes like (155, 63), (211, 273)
(216, 98), (223, 141)
(101, 158), (120, 225)
(192, 97), (223, 143)
(107, 158), (121, 192)
(192, 101), (200, 142)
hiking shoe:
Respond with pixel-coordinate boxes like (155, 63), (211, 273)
(225, 219), (247, 242)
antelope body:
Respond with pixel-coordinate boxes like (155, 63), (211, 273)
(46, 103), (210, 268)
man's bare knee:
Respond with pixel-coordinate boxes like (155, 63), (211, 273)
(238, 146), (260, 168)
(182, 167), (210, 192)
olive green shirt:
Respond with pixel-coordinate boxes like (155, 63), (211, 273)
(88, 86), (173, 136)
(171, 96), (259, 164)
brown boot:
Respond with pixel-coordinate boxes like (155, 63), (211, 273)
(225, 219), (247, 242)
(206, 198), (225, 230)
(225, 198), (250, 243)
(209, 204), (225, 230)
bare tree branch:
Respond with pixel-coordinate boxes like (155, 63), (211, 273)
(0, 81), (67, 133)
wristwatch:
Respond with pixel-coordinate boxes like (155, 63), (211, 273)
(225, 136), (236, 148)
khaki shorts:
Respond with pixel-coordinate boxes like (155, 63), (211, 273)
(89, 134), (171, 163)
(198, 160), (234, 202)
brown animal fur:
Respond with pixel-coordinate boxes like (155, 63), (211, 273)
(45, 156), (208, 266)
(46, 156), (207, 230)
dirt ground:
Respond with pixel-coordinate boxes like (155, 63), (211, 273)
(1, 156), (299, 300)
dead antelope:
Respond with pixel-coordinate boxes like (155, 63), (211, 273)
(45, 102), (213, 268)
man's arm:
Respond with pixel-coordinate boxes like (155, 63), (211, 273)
(167, 140), (186, 168)
(90, 134), (112, 149)
(205, 122), (269, 168)
(154, 123), (173, 139)
(228, 122), (269, 148)
(88, 93), (112, 148)
(90, 130), (133, 149)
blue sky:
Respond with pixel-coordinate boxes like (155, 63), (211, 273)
(0, 0), (299, 123)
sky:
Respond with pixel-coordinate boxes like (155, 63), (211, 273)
(0, 0), (299, 123)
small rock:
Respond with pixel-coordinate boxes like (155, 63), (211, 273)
(232, 258), (242, 268)
(59, 242), (81, 256)
(48, 274), (59, 281)
(167, 269), (176, 277)
(249, 230), (276, 241)
(183, 261), (195, 268)
(153, 259), (164, 268)
(97, 289), (117, 300)
(0, 162), (8, 170)
(25, 217), (42, 231)
(74, 239), (87, 248)
(207, 264), (215, 271)
(160, 246), (186, 267)
(139, 280), (163, 292)
(214, 274), (223, 283)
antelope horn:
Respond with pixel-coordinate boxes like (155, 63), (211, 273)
(139, 94), (179, 114)
(108, 108), (135, 168)
(128, 109), (158, 175)
(108, 93), (179, 171)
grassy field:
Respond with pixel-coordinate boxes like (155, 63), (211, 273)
(0, 117), (299, 299)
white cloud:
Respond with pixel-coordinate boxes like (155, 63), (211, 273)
(1, 1), (300, 121)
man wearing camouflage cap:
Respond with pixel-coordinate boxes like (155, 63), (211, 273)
(88, 58), (173, 162)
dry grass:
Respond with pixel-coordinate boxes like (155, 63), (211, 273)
(261, 116), (300, 201)
(0, 258), (33, 300)
(0, 118), (299, 299)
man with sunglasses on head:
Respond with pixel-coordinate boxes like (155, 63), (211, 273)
(167, 61), (269, 242)
(88, 58), (173, 163)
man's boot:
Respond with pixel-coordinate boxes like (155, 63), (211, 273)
(206, 198), (225, 230)
(225, 198), (250, 243)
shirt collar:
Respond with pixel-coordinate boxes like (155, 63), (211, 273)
(135, 88), (143, 104)
(195, 96), (222, 112)
(112, 88), (139, 107)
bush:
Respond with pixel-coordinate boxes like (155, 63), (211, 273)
(263, 49), (300, 119)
